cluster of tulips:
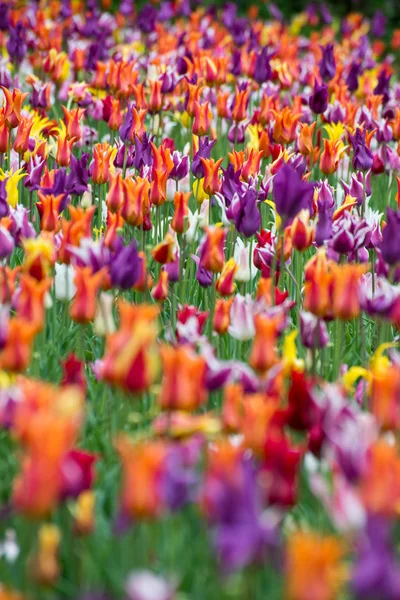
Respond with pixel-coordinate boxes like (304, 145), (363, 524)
(1, 0), (400, 598)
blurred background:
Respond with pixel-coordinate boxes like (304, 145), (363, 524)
(110, 0), (400, 29)
(222, 0), (399, 27)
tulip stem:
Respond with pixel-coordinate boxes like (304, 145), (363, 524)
(178, 233), (186, 304)
(270, 235), (279, 307)
(122, 143), (128, 178)
(170, 284), (176, 340)
(97, 183), (102, 231)
(333, 318), (343, 379)
(208, 275), (216, 340)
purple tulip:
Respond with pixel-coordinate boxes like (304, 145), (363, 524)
(119, 0), (133, 17)
(381, 208), (400, 266)
(309, 79), (328, 114)
(268, 3), (284, 22)
(227, 122), (247, 144)
(66, 154), (90, 196)
(300, 312), (329, 349)
(221, 164), (245, 207)
(110, 240), (143, 290)
(113, 142), (134, 169)
(206, 452), (279, 572)
(60, 0), (72, 19)
(231, 188), (260, 238)
(158, 1), (175, 21)
(10, 206), (35, 245)
(371, 10), (387, 38)
(163, 445), (198, 511)
(119, 105), (134, 144)
(137, 5), (157, 33)
(319, 43), (336, 81)
(253, 47), (272, 84)
(272, 162), (314, 226)
(359, 274), (399, 317)
(6, 22), (26, 65)
(315, 203), (333, 246)
(349, 129), (373, 172)
(160, 69), (178, 94)
(133, 134), (153, 171)
(352, 516), (400, 600)
(222, 3), (237, 28)
(163, 251), (179, 283)
(0, 226), (14, 260)
(192, 137), (216, 179)
(229, 18), (247, 47)
(374, 70), (391, 104)
(191, 255), (213, 287)
(40, 168), (67, 197)
(320, 3), (332, 24)
(0, 3), (9, 31)
(30, 82), (51, 110)
(325, 101), (346, 124)
(0, 180), (9, 219)
(346, 62), (361, 92)
(170, 151), (189, 181)
(231, 48), (242, 77)
(341, 173), (365, 206)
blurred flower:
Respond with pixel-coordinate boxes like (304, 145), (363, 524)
(125, 570), (175, 600)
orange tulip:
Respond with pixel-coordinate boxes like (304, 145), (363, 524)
(158, 345), (207, 411)
(70, 267), (106, 324)
(101, 301), (160, 394)
(121, 177), (150, 227)
(331, 263), (367, 320)
(56, 130), (76, 167)
(150, 168), (168, 207)
(151, 270), (169, 302)
(192, 101), (211, 136)
(222, 382), (243, 432)
(215, 259), (238, 296)
(36, 191), (64, 233)
(249, 314), (282, 373)
(298, 122), (316, 156)
(15, 274), (51, 332)
(115, 436), (167, 519)
(152, 233), (175, 264)
(61, 105), (85, 140)
(200, 226), (226, 273)
(92, 143), (114, 185)
(58, 206), (95, 264)
(0, 317), (37, 372)
(1, 86), (28, 128)
(303, 250), (334, 318)
(320, 139), (347, 175)
(241, 394), (279, 456)
(285, 532), (347, 600)
(213, 298), (233, 334)
(200, 157), (223, 196)
(291, 209), (314, 251)
(13, 116), (33, 155)
(232, 87), (250, 122)
(106, 173), (124, 213)
(0, 108), (9, 153)
(148, 80), (163, 113)
(171, 191), (190, 234)
(241, 149), (263, 182)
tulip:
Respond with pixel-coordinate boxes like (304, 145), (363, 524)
(158, 345), (207, 411)
(70, 267), (106, 324)
(285, 531), (346, 600)
(101, 301), (160, 394)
